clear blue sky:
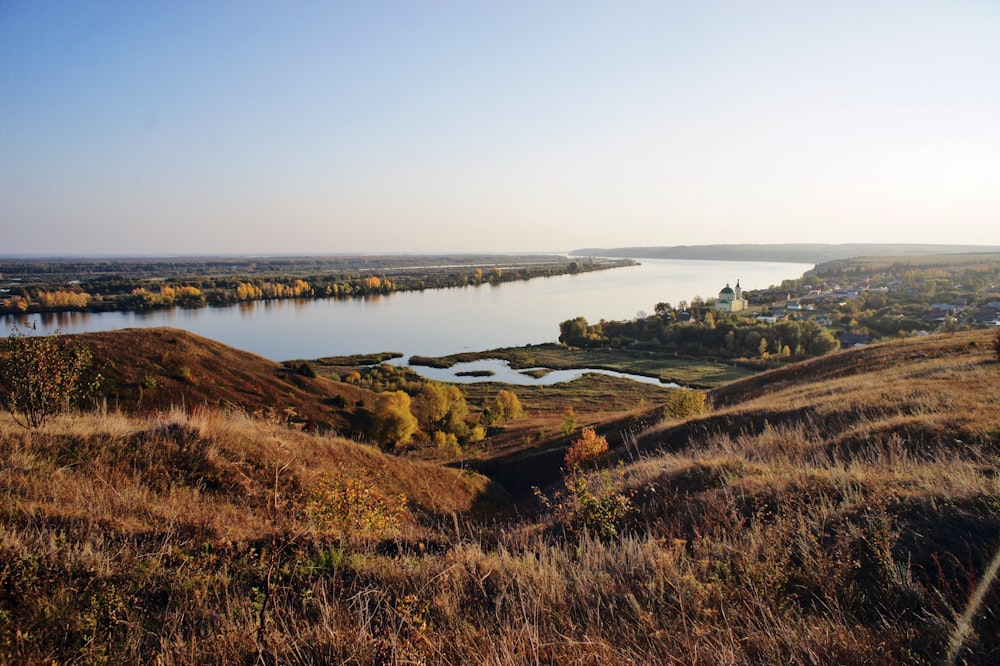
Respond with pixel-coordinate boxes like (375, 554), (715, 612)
(2, 1), (998, 255)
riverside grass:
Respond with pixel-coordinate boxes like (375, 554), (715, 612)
(0, 330), (998, 663)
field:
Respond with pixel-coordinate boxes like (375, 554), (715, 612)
(1, 328), (999, 663)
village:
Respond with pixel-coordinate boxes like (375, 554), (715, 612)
(712, 259), (1000, 349)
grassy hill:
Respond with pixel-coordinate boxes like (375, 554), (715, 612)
(1, 328), (998, 663)
(71, 327), (375, 433)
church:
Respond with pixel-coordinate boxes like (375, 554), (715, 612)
(715, 280), (748, 312)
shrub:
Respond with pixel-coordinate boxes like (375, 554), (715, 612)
(305, 471), (408, 534)
(561, 406), (577, 436)
(537, 469), (634, 539)
(662, 389), (707, 421)
(0, 328), (99, 428)
(564, 427), (608, 470)
(993, 329), (1000, 360)
(434, 430), (462, 459)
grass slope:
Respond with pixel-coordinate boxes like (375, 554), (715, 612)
(71, 327), (375, 433)
(1, 329), (998, 663)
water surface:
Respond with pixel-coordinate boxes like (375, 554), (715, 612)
(6, 259), (811, 362)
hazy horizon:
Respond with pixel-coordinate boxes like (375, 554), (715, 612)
(3, 2), (998, 255)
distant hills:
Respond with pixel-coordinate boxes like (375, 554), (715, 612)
(569, 243), (1000, 264)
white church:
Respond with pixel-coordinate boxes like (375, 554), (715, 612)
(714, 280), (748, 312)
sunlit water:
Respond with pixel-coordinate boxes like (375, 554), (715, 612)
(5, 259), (811, 383)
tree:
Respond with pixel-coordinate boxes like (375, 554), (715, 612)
(482, 389), (524, 426)
(559, 317), (590, 347)
(415, 382), (469, 438)
(0, 328), (99, 429)
(370, 391), (418, 451)
(493, 389), (523, 422)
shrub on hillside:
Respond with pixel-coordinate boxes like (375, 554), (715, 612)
(537, 469), (634, 540)
(306, 471), (408, 534)
(0, 327), (99, 428)
(662, 389), (707, 421)
(564, 427), (609, 470)
(993, 329), (1000, 360)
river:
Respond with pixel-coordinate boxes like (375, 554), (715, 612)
(4, 259), (811, 372)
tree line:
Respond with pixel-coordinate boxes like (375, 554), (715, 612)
(559, 309), (839, 362)
(0, 258), (631, 315)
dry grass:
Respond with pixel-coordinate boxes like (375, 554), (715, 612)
(2, 330), (999, 663)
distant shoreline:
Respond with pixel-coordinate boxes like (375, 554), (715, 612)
(570, 243), (1000, 264)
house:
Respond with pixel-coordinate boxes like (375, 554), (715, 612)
(838, 332), (871, 347)
(924, 309), (953, 323)
(714, 280), (748, 312)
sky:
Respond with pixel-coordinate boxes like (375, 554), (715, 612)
(1, 1), (999, 255)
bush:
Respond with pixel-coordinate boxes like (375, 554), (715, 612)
(0, 328), (99, 428)
(537, 469), (634, 539)
(662, 389), (707, 421)
(564, 427), (608, 470)
(305, 471), (408, 534)
(561, 406), (577, 436)
(993, 329), (1000, 360)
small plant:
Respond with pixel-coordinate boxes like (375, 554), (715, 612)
(993, 329), (1000, 360)
(0, 327), (100, 428)
(561, 406), (577, 436)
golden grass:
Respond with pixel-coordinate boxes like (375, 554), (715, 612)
(2, 330), (999, 663)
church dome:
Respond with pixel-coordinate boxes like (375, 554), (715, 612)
(720, 284), (734, 295)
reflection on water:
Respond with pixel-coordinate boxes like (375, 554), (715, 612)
(3, 259), (812, 362)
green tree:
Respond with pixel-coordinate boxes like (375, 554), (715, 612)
(0, 328), (99, 429)
(559, 317), (590, 347)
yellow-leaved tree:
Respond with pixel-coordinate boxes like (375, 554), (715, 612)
(370, 391), (418, 452)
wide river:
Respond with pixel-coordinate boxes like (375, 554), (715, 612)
(6, 259), (811, 367)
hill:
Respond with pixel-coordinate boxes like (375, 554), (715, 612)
(1, 328), (999, 663)
(70, 327), (374, 433)
(570, 242), (1000, 263)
